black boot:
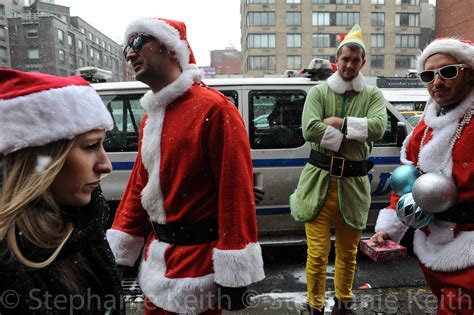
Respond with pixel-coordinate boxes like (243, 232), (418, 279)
(331, 297), (354, 315)
(308, 304), (325, 315)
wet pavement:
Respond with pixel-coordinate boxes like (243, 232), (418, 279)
(124, 286), (437, 314)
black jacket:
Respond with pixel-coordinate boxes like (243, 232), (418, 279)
(0, 188), (124, 315)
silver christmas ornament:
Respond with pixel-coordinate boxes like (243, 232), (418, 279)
(411, 173), (457, 214)
(395, 193), (432, 229)
(390, 164), (421, 196)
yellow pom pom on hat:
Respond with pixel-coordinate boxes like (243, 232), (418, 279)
(337, 23), (366, 54)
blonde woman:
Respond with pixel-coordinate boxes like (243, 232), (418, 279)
(0, 69), (123, 314)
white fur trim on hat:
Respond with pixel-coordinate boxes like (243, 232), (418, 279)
(0, 85), (113, 155)
(417, 38), (474, 72)
(125, 17), (194, 71)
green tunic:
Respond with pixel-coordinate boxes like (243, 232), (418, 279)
(290, 81), (387, 230)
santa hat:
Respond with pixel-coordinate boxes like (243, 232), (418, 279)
(417, 38), (474, 72)
(337, 23), (366, 54)
(124, 17), (198, 71)
(0, 69), (113, 155)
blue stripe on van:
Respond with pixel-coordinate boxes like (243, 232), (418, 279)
(256, 202), (388, 216)
(112, 156), (400, 171)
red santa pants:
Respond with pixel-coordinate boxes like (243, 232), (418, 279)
(419, 263), (474, 315)
(144, 297), (222, 315)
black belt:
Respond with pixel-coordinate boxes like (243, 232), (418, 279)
(434, 202), (474, 223)
(308, 150), (374, 177)
(150, 219), (219, 245)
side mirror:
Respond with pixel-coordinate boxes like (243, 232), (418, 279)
(396, 122), (408, 147)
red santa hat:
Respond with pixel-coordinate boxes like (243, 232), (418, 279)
(124, 17), (198, 71)
(417, 37), (474, 71)
(0, 69), (113, 155)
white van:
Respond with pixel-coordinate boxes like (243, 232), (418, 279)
(93, 78), (428, 245)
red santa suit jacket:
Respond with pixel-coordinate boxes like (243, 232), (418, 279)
(375, 90), (474, 275)
(106, 69), (265, 313)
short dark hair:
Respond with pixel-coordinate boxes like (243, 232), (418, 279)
(337, 43), (365, 58)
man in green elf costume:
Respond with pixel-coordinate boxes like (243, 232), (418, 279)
(290, 24), (387, 314)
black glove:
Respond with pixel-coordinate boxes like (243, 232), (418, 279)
(218, 285), (250, 311)
(253, 187), (265, 204)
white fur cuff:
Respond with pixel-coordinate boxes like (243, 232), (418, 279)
(375, 208), (408, 243)
(212, 243), (265, 287)
(106, 229), (144, 267)
(320, 125), (344, 152)
(346, 117), (368, 142)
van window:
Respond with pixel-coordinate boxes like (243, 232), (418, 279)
(374, 109), (398, 146)
(249, 90), (306, 149)
(220, 90), (238, 107)
(102, 94), (145, 152)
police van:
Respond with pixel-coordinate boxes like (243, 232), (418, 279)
(93, 78), (428, 245)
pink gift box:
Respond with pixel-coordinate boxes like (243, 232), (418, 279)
(360, 239), (408, 262)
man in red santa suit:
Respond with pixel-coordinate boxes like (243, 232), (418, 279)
(371, 38), (474, 315)
(106, 18), (265, 314)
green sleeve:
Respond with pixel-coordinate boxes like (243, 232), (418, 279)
(365, 87), (387, 142)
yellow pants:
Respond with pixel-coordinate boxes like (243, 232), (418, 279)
(305, 179), (362, 309)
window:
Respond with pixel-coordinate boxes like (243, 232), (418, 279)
(286, 0), (301, 3)
(0, 5), (5, 18)
(102, 94), (146, 152)
(90, 47), (94, 58)
(371, 0), (384, 4)
(247, 56), (276, 70)
(247, 12), (276, 26)
(287, 34), (301, 48)
(26, 25), (38, 38)
(95, 50), (100, 61)
(374, 110), (400, 146)
(88, 32), (93, 41)
(287, 12), (301, 26)
(250, 91), (306, 149)
(287, 55), (301, 70)
(371, 55), (384, 69)
(312, 34), (340, 48)
(67, 34), (73, 47)
(69, 54), (75, 65)
(312, 0), (330, 3)
(247, 34), (276, 48)
(313, 12), (359, 26)
(27, 48), (39, 59)
(57, 29), (64, 42)
(95, 37), (100, 45)
(371, 13), (384, 26)
(312, 0), (359, 3)
(395, 55), (416, 68)
(247, 0), (275, 3)
(396, 13), (420, 27)
(371, 34), (385, 48)
(79, 57), (85, 67)
(396, 0), (419, 5)
(0, 26), (5, 40)
(80, 27), (86, 34)
(396, 34), (419, 48)
(0, 46), (7, 59)
(78, 39), (83, 51)
(58, 49), (65, 61)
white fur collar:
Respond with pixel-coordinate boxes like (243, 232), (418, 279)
(327, 72), (366, 94)
(140, 69), (202, 113)
(423, 89), (474, 129)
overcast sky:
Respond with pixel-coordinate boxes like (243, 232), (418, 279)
(54, 0), (241, 66)
(54, 0), (436, 67)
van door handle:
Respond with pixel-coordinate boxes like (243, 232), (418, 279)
(253, 173), (265, 204)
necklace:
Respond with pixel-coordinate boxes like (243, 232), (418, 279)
(417, 108), (472, 173)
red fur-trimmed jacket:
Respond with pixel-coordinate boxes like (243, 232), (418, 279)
(106, 70), (265, 314)
(375, 90), (474, 274)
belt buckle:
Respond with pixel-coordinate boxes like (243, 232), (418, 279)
(329, 156), (345, 178)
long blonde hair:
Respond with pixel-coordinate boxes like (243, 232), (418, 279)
(0, 139), (74, 269)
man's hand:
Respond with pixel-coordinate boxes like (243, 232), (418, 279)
(369, 231), (390, 245)
(323, 116), (344, 130)
(253, 187), (265, 204)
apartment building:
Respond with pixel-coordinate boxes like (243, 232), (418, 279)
(4, 0), (127, 81)
(0, 0), (23, 68)
(210, 43), (242, 75)
(241, 0), (428, 77)
(435, 0), (473, 40)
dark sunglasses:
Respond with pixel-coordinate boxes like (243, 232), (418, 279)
(418, 64), (467, 83)
(123, 34), (154, 58)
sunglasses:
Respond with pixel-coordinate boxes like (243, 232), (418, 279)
(123, 34), (154, 58)
(418, 64), (467, 83)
